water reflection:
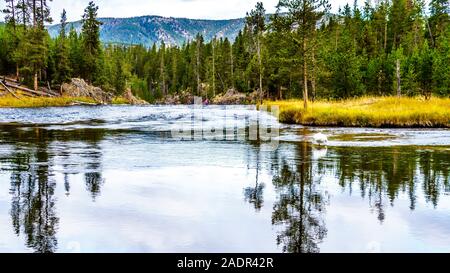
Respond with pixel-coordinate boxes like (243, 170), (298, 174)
(271, 142), (328, 253)
(0, 121), (449, 253)
(268, 143), (449, 252)
(0, 125), (107, 252)
(332, 146), (450, 220)
(244, 146), (265, 211)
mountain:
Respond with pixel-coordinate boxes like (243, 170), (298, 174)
(47, 15), (246, 47)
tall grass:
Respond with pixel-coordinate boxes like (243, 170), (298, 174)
(0, 95), (97, 108)
(111, 97), (130, 105)
(264, 97), (450, 128)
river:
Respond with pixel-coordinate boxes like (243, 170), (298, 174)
(0, 105), (449, 253)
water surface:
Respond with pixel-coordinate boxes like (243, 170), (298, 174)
(0, 106), (449, 253)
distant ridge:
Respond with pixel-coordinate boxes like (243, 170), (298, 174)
(47, 15), (246, 47)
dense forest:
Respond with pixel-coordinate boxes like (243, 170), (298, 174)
(0, 0), (449, 104)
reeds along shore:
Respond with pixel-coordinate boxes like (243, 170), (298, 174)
(264, 97), (450, 128)
(0, 96), (98, 108)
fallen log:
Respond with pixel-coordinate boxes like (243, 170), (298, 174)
(70, 100), (102, 106)
(41, 88), (60, 97)
(45, 82), (60, 96)
(4, 82), (54, 97)
(18, 92), (36, 98)
(3, 76), (20, 84)
(0, 80), (21, 99)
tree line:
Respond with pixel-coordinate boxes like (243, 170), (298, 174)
(1, 0), (449, 104)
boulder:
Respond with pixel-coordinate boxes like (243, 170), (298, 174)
(212, 89), (249, 105)
(123, 88), (149, 105)
(156, 90), (195, 105)
(61, 78), (113, 104)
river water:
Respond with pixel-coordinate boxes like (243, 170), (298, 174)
(0, 105), (449, 253)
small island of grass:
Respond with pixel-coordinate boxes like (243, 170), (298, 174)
(264, 97), (450, 128)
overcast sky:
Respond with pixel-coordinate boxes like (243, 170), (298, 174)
(1, 0), (360, 23)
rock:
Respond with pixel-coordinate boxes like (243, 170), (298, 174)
(123, 88), (149, 105)
(156, 90), (195, 105)
(155, 89), (259, 105)
(61, 78), (113, 104)
(211, 89), (249, 105)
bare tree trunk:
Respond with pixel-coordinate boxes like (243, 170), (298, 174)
(11, 0), (16, 30)
(396, 59), (401, 97)
(279, 86), (283, 100)
(32, 0), (37, 28)
(378, 70), (382, 96)
(384, 17), (387, 51)
(426, 17), (435, 48)
(303, 38), (309, 110)
(257, 35), (263, 104)
(40, 0), (44, 27)
(230, 44), (234, 90)
(335, 27), (338, 51)
(196, 39), (200, 96)
(311, 46), (317, 102)
(413, 19), (418, 48)
(161, 51), (166, 96)
(212, 38), (216, 98)
(21, 0), (26, 27)
(16, 64), (19, 81)
(34, 73), (38, 91)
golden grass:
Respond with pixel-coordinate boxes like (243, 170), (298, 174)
(264, 96), (450, 128)
(111, 97), (130, 105)
(0, 95), (97, 108)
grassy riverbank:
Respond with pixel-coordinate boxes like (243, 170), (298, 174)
(0, 96), (99, 108)
(0, 94), (138, 108)
(264, 97), (450, 128)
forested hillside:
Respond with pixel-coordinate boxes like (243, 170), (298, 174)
(47, 16), (246, 47)
(0, 0), (449, 104)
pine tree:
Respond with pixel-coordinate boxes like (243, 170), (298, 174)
(159, 41), (166, 96)
(327, 10), (365, 99)
(274, 0), (331, 109)
(2, 0), (22, 79)
(246, 2), (266, 103)
(418, 41), (434, 98)
(429, 0), (450, 46)
(194, 34), (204, 96)
(113, 55), (126, 96)
(3, 0), (17, 29)
(54, 9), (71, 84)
(16, 0), (30, 28)
(20, 27), (48, 90)
(17, 0), (52, 90)
(81, 1), (102, 83)
(68, 25), (82, 78)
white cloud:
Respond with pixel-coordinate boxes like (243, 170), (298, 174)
(2, 0), (354, 23)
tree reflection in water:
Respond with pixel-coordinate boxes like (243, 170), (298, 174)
(267, 142), (449, 253)
(333, 146), (450, 223)
(244, 145), (265, 211)
(1, 123), (449, 253)
(1, 125), (106, 253)
(271, 142), (328, 253)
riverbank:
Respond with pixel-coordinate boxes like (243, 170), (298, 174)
(0, 95), (133, 108)
(0, 77), (148, 108)
(264, 97), (450, 128)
